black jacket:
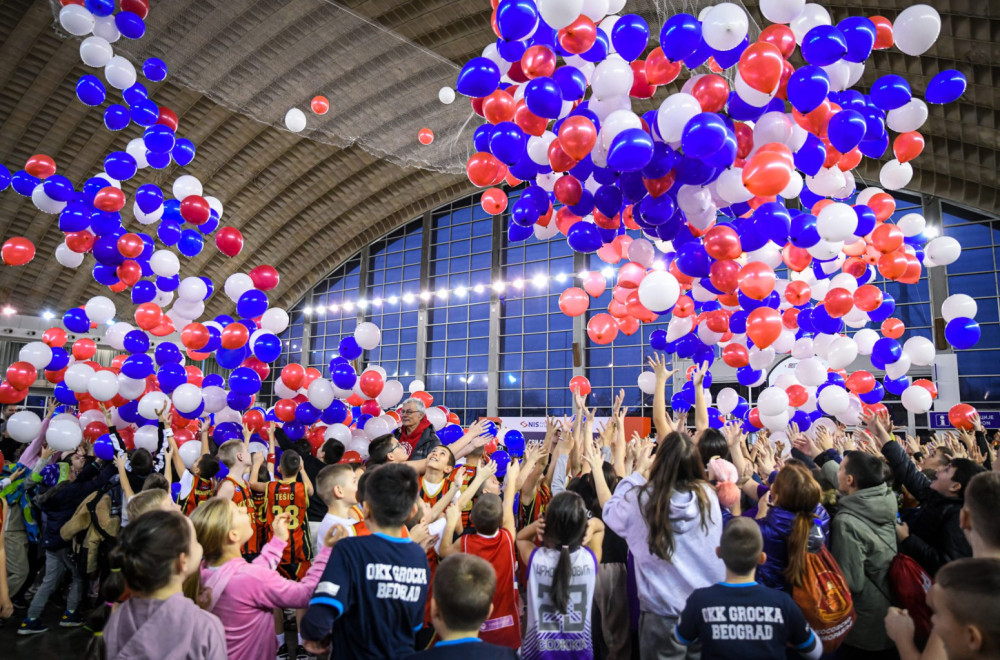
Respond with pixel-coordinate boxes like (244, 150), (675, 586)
(398, 424), (440, 462)
(882, 442), (971, 576)
(273, 427), (329, 523)
(39, 462), (117, 551)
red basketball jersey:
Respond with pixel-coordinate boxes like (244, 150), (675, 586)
(461, 529), (521, 649)
(266, 479), (311, 564)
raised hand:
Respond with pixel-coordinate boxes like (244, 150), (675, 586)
(647, 353), (674, 382)
(324, 524), (350, 548)
(692, 361), (710, 387)
(272, 512), (291, 542)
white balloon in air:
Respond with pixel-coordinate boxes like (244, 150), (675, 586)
(284, 108), (307, 133)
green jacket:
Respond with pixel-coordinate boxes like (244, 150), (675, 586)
(829, 483), (898, 652)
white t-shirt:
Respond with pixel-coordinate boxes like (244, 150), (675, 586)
(314, 512), (358, 548)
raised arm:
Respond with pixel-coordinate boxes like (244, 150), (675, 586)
(166, 430), (186, 479)
(501, 457), (520, 537)
(647, 354), (676, 441)
(247, 453), (267, 493)
(114, 454), (135, 500)
(692, 361), (710, 435)
(437, 503), (463, 558)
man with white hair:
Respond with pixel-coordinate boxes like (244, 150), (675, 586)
(395, 398), (441, 461)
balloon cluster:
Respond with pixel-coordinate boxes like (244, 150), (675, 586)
(456, 1), (979, 428)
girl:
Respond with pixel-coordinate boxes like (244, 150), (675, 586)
(603, 432), (725, 660)
(190, 497), (340, 660)
(103, 510), (227, 659)
(752, 462), (829, 591)
(517, 491), (603, 660)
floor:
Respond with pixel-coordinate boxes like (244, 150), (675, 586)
(0, 608), (92, 657)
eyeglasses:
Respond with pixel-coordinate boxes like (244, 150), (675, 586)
(399, 409), (420, 415)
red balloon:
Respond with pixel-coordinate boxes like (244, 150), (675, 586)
(877, 250), (908, 280)
(311, 95), (330, 115)
(558, 116), (598, 161)
(871, 16), (894, 49)
(722, 343), (750, 368)
(782, 308), (800, 329)
(65, 230), (96, 253)
(1, 237), (35, 266)
(557, 16), (597, 54)
(645, 47), (681, 85)
(249, 265), (280, 291)
(782, 244), (812, 272)
(617, 261), (647, 289)
(116, 260), (141, 287)
(181, 322), (210, 350)
(691, 74), (730, 113)
(558, 287), (590, 317)
(547, 138), (578, 172)
(581, 271), (606, 298)
(25, 154), (56, 179)
(745, 307), (782, 349)
(117, 233), (144, 258)
(482, 89), (515, 124)
(243, 409), (266, 433)
(853, 284), (883, 312)
(569, 375), (591, 396)
(42, 327), (67, 347)
(466, 152), (504, 187)
(275, 398), (297, 422)
(360, 399), (382, 417)
(134, 303), (162, 330)
(881, 318), (905, 339)
(72, 338), (97, 360)
(643, 170), (676, 198)
(93, 186), (125, 212)
(738, 262), (776, 300)
(215, 226), (244, 257)
(481, 187), (508, 215)
(220, 323), (249, 349)
(411, 390), (434, 407)
(513, 99), (547, 137)
(742, 147), (792, 196)
(185, 364), (204, 386)
(709, 259), (739, 293)
(553, 175), (583, 206)
(629, 60), (657, 99)
(759, 24), (796, 58)
(359, 370), (385, 398)
(120, 0), (150, 19)
(180, 195), (211, 225)
(84, 421), (109, 443)
(587, 313), (618, 345)
(418, 128), (434, 145)
(705, 310), (729, 333)
(823, 287), (854, 318)
(673, 295), (695, 317)
(303, 367), (322, 387)
(157, 106), (179, 132)
(871, 223), (904, 253)
(913, 379), (938, 400)
(521, 45), (556, 79)
(6, 361), (37, 390)
(846, 371), (876, 394)
(281, 364), (306, 390)
(867, 193), (896, 222)
(948, 403), (976, 430)
(786, 384), (808, 407)
(748, 408), (763, 429)
(738, 42), (784, 93)
(242, 356), (269, 381)
(0, 382), (28, 404)
(704, 225), (741, 260)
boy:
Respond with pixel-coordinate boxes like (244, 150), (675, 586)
(264, 449), (315, 579)
(924, 558), (1000, 660)
(314, 464), (366, 544)
(420, 446), (456, 507)
(169, 422), (220, 516)
(300, 463), (430, 659)
(215, 435), (260, 558)
(405, 554), (518, 659)
(674, 517), (822, 660)
(440, 459), (520, 649)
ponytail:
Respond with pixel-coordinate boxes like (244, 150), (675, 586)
(100, 545), (129, 604)
(772, 462), (822, 587)
(552, 546), (573, 613)
(784, 511), (813, 587)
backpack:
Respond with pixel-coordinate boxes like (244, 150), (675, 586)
(791, 545), (856, 653)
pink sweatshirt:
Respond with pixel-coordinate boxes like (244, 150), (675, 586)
(200, 536), (331, 660)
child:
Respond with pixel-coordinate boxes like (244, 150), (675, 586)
(215, 436), (260, 559)
(300, 463), (430, 659)
(262, 450), (314, 579)
(126, 487), (179, 521)
(517, 490), (603, 660)
(420, 446), (456, 507)
(102, 510), (227, 659)
(673, 517), (822, 660)
(315, 464), (365, 543)
(170, 421), (221, 516)
(404, 554), (518, 659)
(921, 558), (1000, 660)
(190, 498), (339, 660)
(440, 459), (521, 649)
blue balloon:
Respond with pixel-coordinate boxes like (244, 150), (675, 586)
(123, 354), (155, 380)
(123, 82), (149, 106)
(144, 125), (175, 154)
(157, 220), (182, 246)
(853, 205), (877, 237)
(553, 66), (587, 101)
(800, 25), (848, 66)
(945, 317), (980, 349)
(456, 57), (501, 97)
(711, 36), (748, 69)
(681, 113), (728, 159)
(671, 392), (692, 413)
(702, 130), (737, 169)
(488, 121), (527, 165)
(177, 229), (204, 257)
(115, 10), (146, 39)
(579, 29), (610, 63)
(566, 222), (603, 253)
(925, 69), (966, 104)
(726, 91), (769, 122)
(103, 104), (131, 131)
(237, 289), (269, 318)
(437, 424), (465, 445)
(229, 367), (262, 396)
(870, 75), (912, 110)
(156, 363), (186, 393)
(683, 38), (713, 70)
(130, 99), (160, 126)
(522, 185), (550, 215)
(473, 124), (494, 152)
(147, 150), (171, 169)
(92, 263), (118, 286)
(504, 429), (526, 457)
(594, 185), (623, 218)
(0, 164), (9, 192)
(295, 402), (321, 425)
(40, 175), (73, 204)
(76, 75), (106, 106)
(63, 308), (90, 333)
(508, 221), (532, 243)
(85, 0), (114, 15)
(790, 212), (821, 248)
(871, 337), (902, 369)
(659, 14), (702, 62)
(650, 328), (669, 351)
(10, 170), (39, 197)
(496, 0), (537, 40)
(860, 381), (885, 404)
(607, 128), (654, 172)
(199, 211), (221, 235)
(94, 435), (116, 461)
(154, 342), (183, 366)
(216, 346), (249, 370)
(524, 77), (562, 120)
(135, 184), (163, 214)
(252, 333), (281, 362)
(787, 66), (830, 114)
(737, 366), (762, 387)
(123, 330), (150, 354)
(858, 131), (889, 159)
(104, 151), (137, 181)
(332, 362), (358, 390)
(639, 194), (676, 226)
(676, 241), (710, 278)
(611, 14), (649, 61)
(838, 16), (876, 62)
(883, 374), (910, 395)
(172, 138), (196, 167)
(214, 422), (243, 443)
(322, 400), (349, 425)
(827, 109), (867, 153)
(567, 190), (594, 218)
(142, 58), (168, 82)
(868, 293), (896, 323)
(54, 382), (77, 406)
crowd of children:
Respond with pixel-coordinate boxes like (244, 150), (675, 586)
(2, 358), (1000, 660)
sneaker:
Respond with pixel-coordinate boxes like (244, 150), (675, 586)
(294, 648), (315, 660)
(60, 610), (85, 627)
(276, 643), (290, 660)
(17, 618), (47, 635)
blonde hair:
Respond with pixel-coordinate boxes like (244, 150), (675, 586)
(189, 498), (235, 565)
(217, 439), (243, 468)
(126, 489), (171, 522)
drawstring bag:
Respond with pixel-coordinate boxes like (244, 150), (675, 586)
(791, 545), (856, 653)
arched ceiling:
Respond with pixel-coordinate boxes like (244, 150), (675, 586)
(0, 0), (996, 319)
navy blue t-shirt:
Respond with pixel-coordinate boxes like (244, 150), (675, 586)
(674, 582), (819, 660)
(404, 637), (519, 660)
(301, 532), (430, 659)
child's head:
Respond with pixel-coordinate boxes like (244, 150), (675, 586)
(367, 434), (407, 466)
(105, 510), (201, 600)
(717, 517), (765, 577)
(126, 488), (176, 521)
(217, 439), (250, 469)
(697, 428), (731, 466)
(190, 498), (254, 564)
(426, 445), (456, 475)
(363, 463), (420, 529)
(280, 449), (302, 479)
(470, 493), (503, 535)
(130, 448), (153, 477)
(316, 464), (359, 506)
(194, 454), (221, 479)
(838, 450), (886, 494)
(541, 491), (589, 614)
(431, 554), (497, 636)
(961, 472), (1000, 553)
(141, 473), (169, 492)
(930, 558), (1000, 660)
(932, 457), (986, 500)
(320, 439), (345, 465)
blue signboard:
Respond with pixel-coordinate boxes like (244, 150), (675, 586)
(928, 411), (1000, 429)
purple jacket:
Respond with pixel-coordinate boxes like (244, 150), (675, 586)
(105, 591), (227, 659)
(755, 503), (830, 592)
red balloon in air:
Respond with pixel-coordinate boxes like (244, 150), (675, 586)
(418, 128), (434, 145)
(72, 338), (97, 360)
(738, 262), (776, 301)
(5, 362), (37, 391)
(181, 323), (210, 350)
(823, 287), (854, 318)
(723, 343), (750, 368)
(221, 323), (249, 349)
(25, 154), (57, 179)
(745, 307), (782, 348)
(359, 370), (385, 399)
(558, 16), (597, 54)
(120, 0), (150, 19)
(282, 364), (306, 390)
(846, 370), (876, 394)
(558, 116), (598, 161)
(249, 265), (280, 291)
(558, 287), (590, 317)
(215, 226), (244, 257)
(134, 303), (162, 330)
(180, 195), (211, 225)
(94, 187), (125, 212)
(311, 95), (330, 115)
(1, 237), (36, 266)
(481, 188), (508, 215)
(117, 260), (142, 286)
(948, 403), (977, 430)
(569, 375), (591, 396)
(42, 327), (67, 347)
(275, 398), (297, 422)
(65, 231), (96, 253)
(157, 106), (179, 132)
(117, 233), (144, 258)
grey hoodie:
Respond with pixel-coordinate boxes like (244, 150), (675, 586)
(603, 472), (725, 617)
(829, 484), (898, 651)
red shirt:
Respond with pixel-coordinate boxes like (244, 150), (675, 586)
(461, 529), (521, 649)
(399, 417), (432, 458)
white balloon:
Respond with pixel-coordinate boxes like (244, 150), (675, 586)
(59, 4), (96, 36)
(88, 370), (120, 402)
(150, 250), (180, 277)
(216, 408), (242, 425)
(64, 363), (95, 393)
(438, 86), (456, 104)
(792, 337), (814, 360)
(850, 328), (879, 355)
(171, 383), (202, 414)
(172, 175), (203, 200)
(225, 273), (254, 302)
(6, 411), (42, 443)
(591, 56), (633, 102)
(901, 385), (933, 413)
(818, 386), (850, 415)
(18, 341), (52, 370)
(92, 15), (120, 42)
(716, 388), (739, 415)
(55, 241), (86, 268)
(104, 322), (134, 351)
(527, 132), (557, 165)
(31, 185), (66, 214)
(757, 387), (789, 416)
(816, 202), (858, 242)
(425, 407), (447, 431)
(134, 425), (160, 453)
(734, 72), (775, 107)
(260, 307), (289, 334)
(104, 56), (136, 90)
(284, 108), (307, 133)
(178, 277), (208, 302)
(85, 295), (116, 324)
(364, 417), (392, 440)
(47, 418), (83, 453)
(941, 294), (977, 322)
(179, 441), (203, 469)
(897, 213), (926, 237)
(716, 167), (754, 203)
(133, 202), (162, 224)
(903, 336), (936, 366)
(377, 380), (405, 409)
(701, 3), (748, 51)
(202, 386), (228, 414)
(761, 411), (790, 433)
(274, 380), (298, 400)
(893, 4), (941, 56)
(759, 0), (805, 23)
(308, 378), (336, 410)
(537, 0), (585, 28)
(789, 3), (831, 43)
(657, 93), (701, 143)
(138, 392), (170, 420)
(638, 271), (680, 313)
(885, 354), (912, 380)
(354, 322), (382, 351)
(80, 36), (114, 68)
(636, 371), (657, 395)
(482, 43), (512, 76)
(925, 236), (961, 266)
(408, 380), (425, 394)
(826, 336), (859, 370)
(879, 159), (913, 190)
(795, 357), (827, 387)
(118, 372), (146, 399)
(822, 60), (851, 92)
(324, 423), (352, 444)
(887, 98), (928, 132)
(749, 347), (776, 371)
